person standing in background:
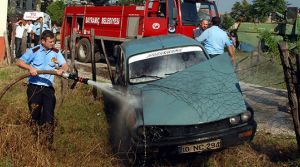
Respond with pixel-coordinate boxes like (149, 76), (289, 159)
(15, 19), (26, 59)
(25, 20), (34, 48)
(193, 19), (209, 39)
(52, 22), (58, 44)
(33, 17), (49, 46)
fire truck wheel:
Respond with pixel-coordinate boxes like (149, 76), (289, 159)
(76, 38), (91, 63)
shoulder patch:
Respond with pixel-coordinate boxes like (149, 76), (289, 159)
(32, 46), (40, 53)
(52, 48), (59, 53)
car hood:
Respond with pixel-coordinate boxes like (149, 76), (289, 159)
(141, 54), (246, 126)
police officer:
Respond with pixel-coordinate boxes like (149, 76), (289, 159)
(33, 17), (49, 46)
(16, 30), (69, 149)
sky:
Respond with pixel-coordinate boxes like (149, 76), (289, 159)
(215, 0), (300, 13)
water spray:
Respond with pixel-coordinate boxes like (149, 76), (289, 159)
(0, 70), (138, 105)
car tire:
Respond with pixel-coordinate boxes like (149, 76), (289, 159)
(76, 38), (91, 63)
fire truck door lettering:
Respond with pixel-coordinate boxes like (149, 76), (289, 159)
(85, 17), (100, 25)
(152, 23), (160, 29)
(136, 6), (145, 10)
(101, 17), (120, 25)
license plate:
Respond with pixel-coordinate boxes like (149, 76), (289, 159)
(178, 139), (221, 154)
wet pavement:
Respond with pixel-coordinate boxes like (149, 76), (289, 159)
(240, 82), (295, 136)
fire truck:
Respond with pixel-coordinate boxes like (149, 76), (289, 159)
(60, 0), (219, 62)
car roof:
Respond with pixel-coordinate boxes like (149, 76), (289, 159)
(121, 34), (202, 59)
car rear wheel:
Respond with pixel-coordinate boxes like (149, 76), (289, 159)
(76, 38), (91, 63)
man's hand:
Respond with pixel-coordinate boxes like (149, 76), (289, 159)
(227, 45), (235, 65)
(55, 69), (65, 76)
(29, 66), (38, 76)
(16, 59), (38, 76)
(231, 57), (235, 65)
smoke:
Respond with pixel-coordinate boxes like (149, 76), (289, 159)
(87, 80), (140, 149)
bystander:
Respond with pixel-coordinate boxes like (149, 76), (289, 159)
(196, 17), (235, 64)
(52, 22), (58, 44)
(32, 17), (49, 46)
(193, 19), (209, 39)
(25, 20), (34, 48)
(15, 19), (26, 59)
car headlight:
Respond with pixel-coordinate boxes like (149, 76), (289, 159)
(229, 116), (241, 125)
(229, 111), (253, 125)
(241, 111), (252, 122)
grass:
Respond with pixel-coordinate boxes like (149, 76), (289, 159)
(0, 65), (118, 167)
(0, 65), (299, 166)
(235, 51), (286, 89)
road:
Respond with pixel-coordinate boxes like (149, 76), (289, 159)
(240, 82), (294, 136)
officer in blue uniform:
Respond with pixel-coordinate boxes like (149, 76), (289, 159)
(16, 30), (69, 149)
(32, 17), (49, 46)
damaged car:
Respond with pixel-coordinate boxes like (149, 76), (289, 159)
(102, 34), (257, 165)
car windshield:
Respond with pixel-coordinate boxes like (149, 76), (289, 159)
(128, 46), (207, 84)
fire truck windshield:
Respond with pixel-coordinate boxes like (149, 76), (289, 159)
(180, 0), (199, 25)
(179, 0), (217, 25)
(197, 2), (218, 22)
(128, 46), (207, 84)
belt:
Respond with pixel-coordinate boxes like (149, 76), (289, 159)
(28, 83), (53, 89)
(209, 54), (220, 58)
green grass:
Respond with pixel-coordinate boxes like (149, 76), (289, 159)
(235, 51), (286, 89)
(0, 156), (13, 167)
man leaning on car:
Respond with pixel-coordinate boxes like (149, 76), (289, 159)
(196, 17), (235, 64)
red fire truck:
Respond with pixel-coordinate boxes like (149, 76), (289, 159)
(60, 0), (219, 62)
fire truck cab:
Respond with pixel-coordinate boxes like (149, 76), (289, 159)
(61, 0), (218, 62)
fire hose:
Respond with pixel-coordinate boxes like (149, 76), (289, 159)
(0, 70), (90, 101)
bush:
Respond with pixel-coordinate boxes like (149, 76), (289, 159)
(47, 0), (66, 26)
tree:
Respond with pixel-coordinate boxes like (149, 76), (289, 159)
(251, 0), (287, 22)
(42, 0), (53, 12)
(221, 13), (235, 30)
(230, 0), (252, 22)
(47, 0), (66, 26)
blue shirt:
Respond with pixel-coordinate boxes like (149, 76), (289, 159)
(33, 23), (49, 36)
(20, 44), (66, 87)
(196, 26), (232, 55)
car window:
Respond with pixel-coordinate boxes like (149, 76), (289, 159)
(128, 46), (207, 84)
